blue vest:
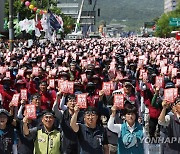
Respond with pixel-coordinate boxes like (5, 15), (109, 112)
(118, 122), (144, 154)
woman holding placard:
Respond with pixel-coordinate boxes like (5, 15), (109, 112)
(108, 104), (144, 154)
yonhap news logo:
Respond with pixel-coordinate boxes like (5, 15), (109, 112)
(141, 137), (180, 144)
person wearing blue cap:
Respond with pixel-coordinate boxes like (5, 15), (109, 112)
(108, 104), (144, 154)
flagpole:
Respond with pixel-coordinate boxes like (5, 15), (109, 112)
(9, 0), (14, 52)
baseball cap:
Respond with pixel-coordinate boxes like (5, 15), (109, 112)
(174, 97), (180, 106)
(165, 81), (175, 89)
(0, 109), (10, 117)
(42, 110), (55, 117)
(124, 82), (134, 88)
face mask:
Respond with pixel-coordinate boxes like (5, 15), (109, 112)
(3, 84), (10, 90)
(87, 87), (95, 94)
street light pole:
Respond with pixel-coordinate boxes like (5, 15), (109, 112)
(9, 0), (14, 52)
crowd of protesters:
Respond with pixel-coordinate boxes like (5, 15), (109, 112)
(0, 37), (179, 154)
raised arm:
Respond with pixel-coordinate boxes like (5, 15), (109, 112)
(158, 100), (170, 126)
(17, 100), (26, 119)
(23, 116), (30, 136)
(59, 95), (67, 111)
(52, 91), (63, 121)
(107, 106), (121, 135)
(70, 104), (79, 132)
(22, 116), (37, 140)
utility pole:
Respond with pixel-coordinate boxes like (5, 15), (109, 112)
(9, 0), (14, 52)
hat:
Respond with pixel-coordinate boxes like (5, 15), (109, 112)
(0, 109), (10, 117)
(16, 79), (26, 85)
(165, 81), (175, 89)
(92, 75), (101, 80)
(84, 106), (98, 115)
(31, 59), (37, 63)
(124, 82), (133, 87)
(174, 97), (180, 106)
(31, 94), (40, 100)
(86, 82), (95, 87)
(85, 69), (92, 73)
(42, 110), (55, 117)
(25, 69), (32, 73)
(59, 71), (69, 77)
(74, 81), (83, 89)
(70, 62), (76, 66)
(12, 60), (17, 63)
(2, 77), (10, 81)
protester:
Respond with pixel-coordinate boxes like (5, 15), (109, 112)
(0, 36), (179, 154)
(158, 98), (180, 154)
(70, 106), (109, 154)
(53, 92), (82, 154)
(0, 109), (17, 154)
(108, 104), (144, 154)
(23, 110), (61, 154)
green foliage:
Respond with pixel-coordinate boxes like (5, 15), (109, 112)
(155, 4), (180, 37)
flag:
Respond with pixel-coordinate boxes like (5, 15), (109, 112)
(55, 15), (63, 28)
(48, 10), (61, 31)
(41, 13), (52, 40)
(35, 14), (43, 37)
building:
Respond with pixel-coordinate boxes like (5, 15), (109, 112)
(57, 1), (96, 35)
(164, 0), (178, 13)
(57, 2), (95, 25)
(57, 2), (79, 19)
(0, 0), (5, 32)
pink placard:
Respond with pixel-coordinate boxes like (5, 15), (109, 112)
(81, 74), (88, 83)
(32, 67), (39, 76)
(25, 104), (37, 119)
(155, 76), (164, 88)
(18, 69), (25, 76)
(76, 94), (87, 109)
(114, 94), (124, 109)
(20, 89), (28, 101)
(12, 94), (20, 106)
(49, 79), (55, 88)
(164, 88), (175, 103)
(102, 82), (111, 95)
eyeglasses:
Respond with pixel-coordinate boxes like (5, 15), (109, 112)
(68, 99), (76, 102)
(85, 114), (96, 117)
(44, 116), (54, 120)
(85, 111), (97, 115)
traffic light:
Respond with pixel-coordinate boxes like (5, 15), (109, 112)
(98, 8), (100, 17)
(88, 0), (92, 5)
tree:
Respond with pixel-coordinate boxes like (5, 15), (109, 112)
(155, 3), (180, 37)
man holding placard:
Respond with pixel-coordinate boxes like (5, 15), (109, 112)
(70, 106), (109, 154)
(23, 110), (61, 154)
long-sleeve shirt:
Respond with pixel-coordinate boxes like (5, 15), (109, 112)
(107, 116), (135, 137)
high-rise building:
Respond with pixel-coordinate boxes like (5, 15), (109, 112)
(164, 0), (178, 13)
(0, 0), (5, 32)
